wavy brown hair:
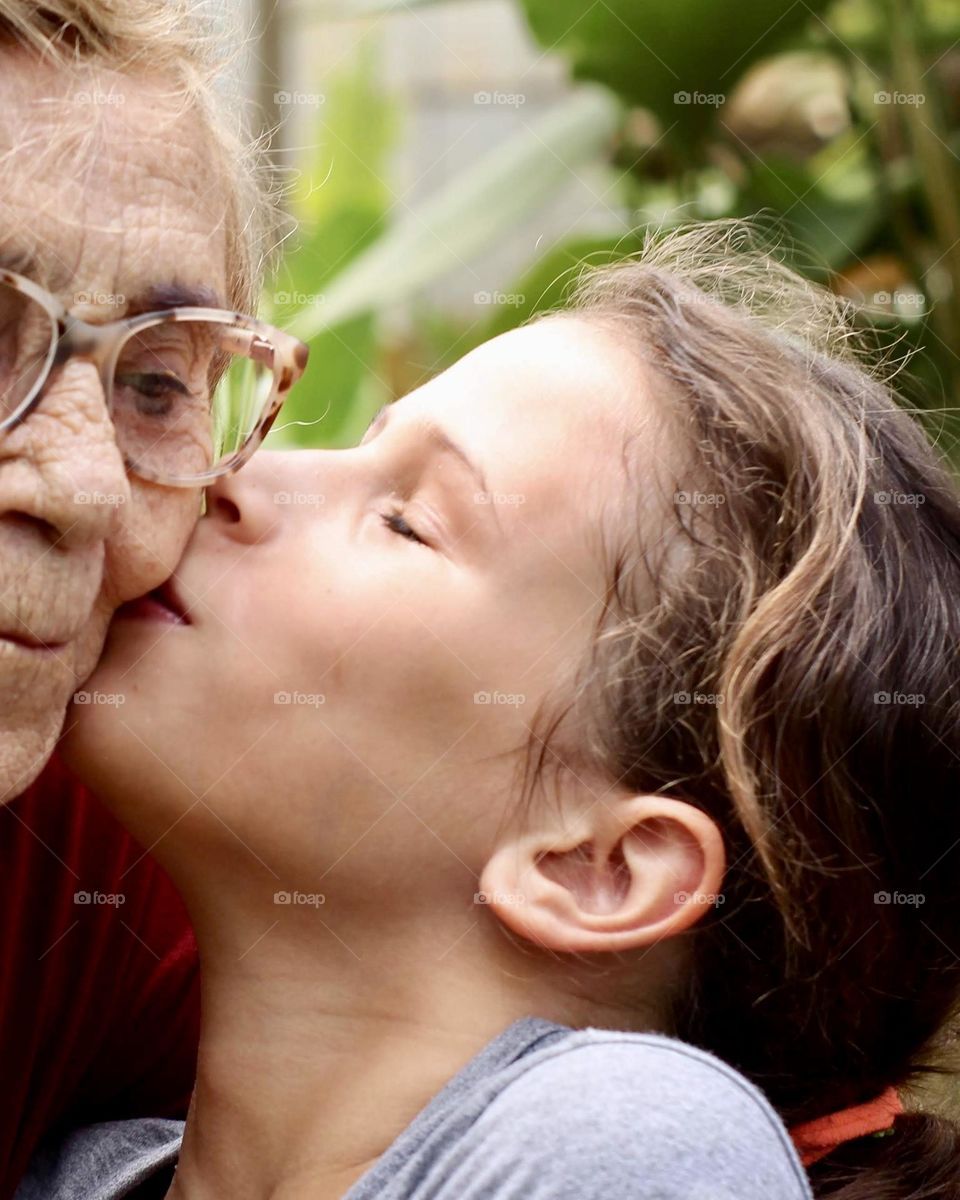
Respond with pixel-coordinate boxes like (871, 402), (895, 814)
(529, 220), (960, 1198)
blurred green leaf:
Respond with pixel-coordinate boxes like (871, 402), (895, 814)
(735, 148), (885, 271)
(266, 39), (396, 448)
(409, 233), (648, 386)
(516, 0), (834, 156)
(472, 233), (648, 347)
(286, 86), (622, 342)
(823, 0), (960, 58)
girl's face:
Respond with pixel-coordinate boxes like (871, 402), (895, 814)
(63, 318), (670, 914)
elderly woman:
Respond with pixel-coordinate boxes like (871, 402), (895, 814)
(0, 0), (303, 797)
(0, 2), (304, 1193)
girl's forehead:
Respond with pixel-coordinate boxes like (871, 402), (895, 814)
(427, 317), (665, 495)
(441, 318), (649, 434)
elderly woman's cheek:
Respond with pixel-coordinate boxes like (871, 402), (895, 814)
(101, 480), (201, 608)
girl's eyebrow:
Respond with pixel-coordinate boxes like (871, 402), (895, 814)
(365, 403), (492, 501)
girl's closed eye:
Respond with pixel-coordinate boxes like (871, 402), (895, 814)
(381, 506), (429, 547)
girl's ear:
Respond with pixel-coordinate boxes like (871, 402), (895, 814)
(478, 795), (726, 954)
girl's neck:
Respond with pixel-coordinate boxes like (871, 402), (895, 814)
(164, 903), (611, 1200)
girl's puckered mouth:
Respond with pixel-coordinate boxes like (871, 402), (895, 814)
(115, 578), (192, 626)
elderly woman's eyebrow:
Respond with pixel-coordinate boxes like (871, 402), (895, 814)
(0, 252), (226, 314)
(125, 282), (226, 314)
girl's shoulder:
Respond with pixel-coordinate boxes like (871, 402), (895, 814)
(428, 1025), (814, 1200)
(13, 1117), (181, 1200)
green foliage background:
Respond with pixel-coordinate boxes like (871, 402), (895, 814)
(264, 0), (960, 463)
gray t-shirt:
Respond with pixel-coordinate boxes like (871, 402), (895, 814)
(15, 1017), (813, 1199)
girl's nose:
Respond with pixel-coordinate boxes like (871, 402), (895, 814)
(203, 450), (321, 545)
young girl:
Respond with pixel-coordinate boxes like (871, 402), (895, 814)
(23, 220), (960, 1199)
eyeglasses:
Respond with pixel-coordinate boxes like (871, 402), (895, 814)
(0, 270), (309, 486)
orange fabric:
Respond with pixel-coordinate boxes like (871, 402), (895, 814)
(789, 1086), (903, 1167)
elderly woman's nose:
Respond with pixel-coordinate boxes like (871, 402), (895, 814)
(0, 362), (130, 549)
(203, 451), (325, 544)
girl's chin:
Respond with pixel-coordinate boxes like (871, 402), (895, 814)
(93, 606), (193, 677)
(58, 703), (163, 808)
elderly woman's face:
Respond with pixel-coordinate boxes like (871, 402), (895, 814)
(0, 51), (228, 795)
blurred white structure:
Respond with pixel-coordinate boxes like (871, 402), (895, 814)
(246, 0), (627, 316)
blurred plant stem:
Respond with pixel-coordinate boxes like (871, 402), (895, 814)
(890, 0), (960, 380)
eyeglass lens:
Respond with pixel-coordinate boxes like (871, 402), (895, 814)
(0, 277), (279, 483)
(0, 278), (56, 424)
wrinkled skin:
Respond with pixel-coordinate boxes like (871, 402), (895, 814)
(0, 51), (227, 797)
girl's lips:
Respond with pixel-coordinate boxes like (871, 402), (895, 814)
(116, 580), (192, 626)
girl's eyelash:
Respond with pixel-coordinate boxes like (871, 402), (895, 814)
(380, 506), (428, 546)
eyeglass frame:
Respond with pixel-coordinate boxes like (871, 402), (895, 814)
(0, 268), (310, 487)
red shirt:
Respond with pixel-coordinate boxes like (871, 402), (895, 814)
(0, 752), (199, 1199)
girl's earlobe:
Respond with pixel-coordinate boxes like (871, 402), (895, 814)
(477, 795), (726, 955)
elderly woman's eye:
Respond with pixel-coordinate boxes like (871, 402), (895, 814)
(380, 507), (428, 547)
(115, 371), (194, 418)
